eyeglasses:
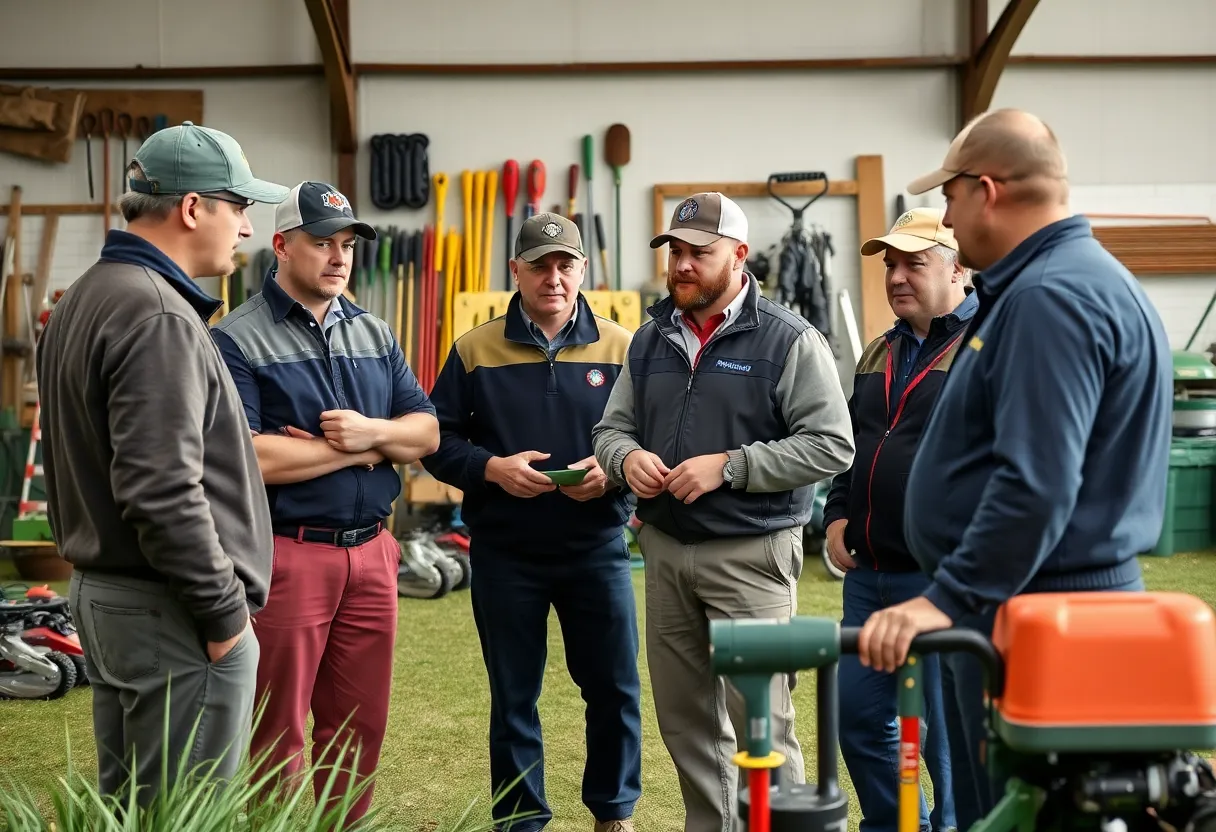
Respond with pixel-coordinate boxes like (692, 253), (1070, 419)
(200, 190), (254, 207)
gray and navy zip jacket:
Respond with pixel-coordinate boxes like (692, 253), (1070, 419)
(212, 270), (434, 531)
(822, 291), (977, 571)
(592, 276), (855, 544)
(419, 292), (634, 556)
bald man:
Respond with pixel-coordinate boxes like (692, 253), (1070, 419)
(856, 109), (1173, 825)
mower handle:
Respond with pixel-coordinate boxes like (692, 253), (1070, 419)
(839, 626), (1005, 697)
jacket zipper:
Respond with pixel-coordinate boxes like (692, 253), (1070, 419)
(862, 333), (965, 567)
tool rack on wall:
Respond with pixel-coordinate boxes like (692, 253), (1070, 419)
(651, 154), (889, 342)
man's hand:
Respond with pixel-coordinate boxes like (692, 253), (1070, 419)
(857, 596), (953, 673)
(282, 425), (384, 468)
(318, 409), (383, 453)
(206, 618), (247, 664)
(825, 519), (856, 571)
(558, 455), (610, 502)
(623, 450), (670, 499)
(486, 450), (557, 499)
(664, 452), (728, 504)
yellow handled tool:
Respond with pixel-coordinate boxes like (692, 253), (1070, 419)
(461, 171), (473, 293)
(482, 169), (498, 293)
(433, 172), (449, 269)
(442, 228), (461, 358)
(471, 170), (486, 292)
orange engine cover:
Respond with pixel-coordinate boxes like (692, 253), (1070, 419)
(992, 591), (1216, 728)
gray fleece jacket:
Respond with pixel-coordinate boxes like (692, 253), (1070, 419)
(592, 277), (854, 543)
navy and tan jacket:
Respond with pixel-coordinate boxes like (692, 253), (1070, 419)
(823, 291), (976, 571)
(420, 292), (633, 555)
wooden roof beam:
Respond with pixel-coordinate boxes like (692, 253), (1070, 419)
(961, 0), (1041, 125)
(303, 0), (358, 206)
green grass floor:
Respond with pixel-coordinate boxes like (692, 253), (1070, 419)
(1, 552), (1214, 830)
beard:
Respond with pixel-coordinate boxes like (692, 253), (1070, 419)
(667, 259), (734, 312)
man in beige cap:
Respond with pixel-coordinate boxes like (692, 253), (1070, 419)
(856, 109), (1173, 826)
(592, 192), (854, 830)
(821, 207), (972, 832)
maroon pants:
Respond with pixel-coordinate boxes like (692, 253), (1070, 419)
(249, 528), (399, 821)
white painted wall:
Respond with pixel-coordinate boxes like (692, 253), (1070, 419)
(1, 0), (1214, 353)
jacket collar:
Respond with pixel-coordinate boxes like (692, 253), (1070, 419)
(504, 291), (602, 347)
(973, 214), (1093, 298)
(647, 273), (762, 338)
(98, 230), (222, 321)
(261, 265), (365, 324)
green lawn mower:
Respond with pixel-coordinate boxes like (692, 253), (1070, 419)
(711, 590), (1216, 832)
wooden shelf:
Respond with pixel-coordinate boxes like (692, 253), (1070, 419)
(1091, 224), (1216, 275)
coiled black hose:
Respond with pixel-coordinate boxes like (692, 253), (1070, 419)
(369, 133), (430, 211)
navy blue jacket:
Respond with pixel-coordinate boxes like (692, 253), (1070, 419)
(823, 291), (976, 571)
(212, 270), (434, 530)
(905, 216), (1173, 621)
(420, 293), (633, 555)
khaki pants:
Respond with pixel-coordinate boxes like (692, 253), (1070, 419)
(638, 523), (806, 832)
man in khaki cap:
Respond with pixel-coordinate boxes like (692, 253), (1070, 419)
(593, 192), (854, 831)
(822, 207), (972, 832)
(856, 110), (1173, 827)
(421, 212), (641, 832)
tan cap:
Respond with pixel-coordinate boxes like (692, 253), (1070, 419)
(860, 207), (957, 256)
(650, 192), (748, 248)
(515, 212), (584, 262)
(906, 113), (989, 195)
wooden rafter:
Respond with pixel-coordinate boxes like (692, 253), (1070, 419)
(303, 0), (357, 205)
(960, 0), (1041, 124)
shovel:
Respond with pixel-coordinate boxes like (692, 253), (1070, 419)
(605, 124), (631, 291)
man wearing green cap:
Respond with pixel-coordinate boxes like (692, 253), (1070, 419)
(36, 121), (289, 803)
(422, 213), (642, 832)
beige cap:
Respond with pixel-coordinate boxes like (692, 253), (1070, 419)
(860, 207), (957, 256)
(650, 192), (748, 248)
(906, 113), (989, 195)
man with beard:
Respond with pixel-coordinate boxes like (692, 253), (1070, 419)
(592, 192), (855, 831)
(212, 181), (440, 822)
(856, 109), (1173, 827)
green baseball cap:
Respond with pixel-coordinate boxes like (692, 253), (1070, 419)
(514, 212), (584, 262)
(129, 121), (290, 203)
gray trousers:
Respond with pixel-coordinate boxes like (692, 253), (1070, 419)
(638, 523), (806, 832)
(69, 570), (259, 803)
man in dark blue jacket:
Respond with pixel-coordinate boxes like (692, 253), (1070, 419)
(857, 109), (1174, 827)
(420, 213), (641, 832)
(823, 207), (973, 832)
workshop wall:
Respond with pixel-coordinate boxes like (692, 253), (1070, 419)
(0, 0), (1213, 351)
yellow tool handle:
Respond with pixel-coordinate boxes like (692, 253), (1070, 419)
(461, 171), (473, 293)
(434, 172), (449, 268)
(482, 170), (498, 293)
(471, 171), (486, 293)
(404, 263), (415, 368)
(443, 229), (461, 357)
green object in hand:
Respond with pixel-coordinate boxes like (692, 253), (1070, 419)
(541, 468), (590, 486)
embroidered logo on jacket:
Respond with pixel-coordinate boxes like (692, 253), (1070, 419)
(586, 369), (605, 386)
(715, 358), (752, 373)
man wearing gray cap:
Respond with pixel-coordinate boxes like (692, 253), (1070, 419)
(592, 192), (855, 830)
(422, 213), (641, 832)
(36, 121), (288, 802)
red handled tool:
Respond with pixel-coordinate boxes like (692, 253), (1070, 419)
(525, 160), (545, 218)
(502, 160), (519, 288)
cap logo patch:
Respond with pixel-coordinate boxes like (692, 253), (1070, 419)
(894, 212), (914, 228)
(321, 190), (350, 211)
(677, 198), (699, 223)
(586, 369), (605, 387)
(542, 222), (563, 238)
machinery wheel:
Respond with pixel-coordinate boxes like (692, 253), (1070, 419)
(37, 651), (77, 700)
(72, 655), (90, 686)
(447, 551), (471, 591)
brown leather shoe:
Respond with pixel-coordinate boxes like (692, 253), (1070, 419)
(594, 821), (634, 832)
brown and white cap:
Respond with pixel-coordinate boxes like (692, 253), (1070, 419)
(650, 192), (749, 249)
(514, 212), (585, 262)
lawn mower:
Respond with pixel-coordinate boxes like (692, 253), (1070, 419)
(711, 591), (1216, 832)
(0, 588), (83, 700)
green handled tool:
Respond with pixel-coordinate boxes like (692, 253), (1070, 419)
(582, 134), (596, 288)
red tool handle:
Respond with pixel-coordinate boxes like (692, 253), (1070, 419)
(749, 769), (770, 832)
(502, 160), (519, 219)
(528, 160), (546, 215)
(567, 163), (579, 206)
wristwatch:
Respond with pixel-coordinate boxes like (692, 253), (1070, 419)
(722, 457), (734, 484)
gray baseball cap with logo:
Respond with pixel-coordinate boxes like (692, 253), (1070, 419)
(650, 191), (749, 248)
(128, 121), (290, 203)
(514, 212), (585, 262)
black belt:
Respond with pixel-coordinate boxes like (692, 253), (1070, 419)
(274, 522), (385, 548)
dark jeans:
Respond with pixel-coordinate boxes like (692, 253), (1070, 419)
(469, 536), (642, 831)
(943, 574), (1146, 830)
(840, 567), (955, 832)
